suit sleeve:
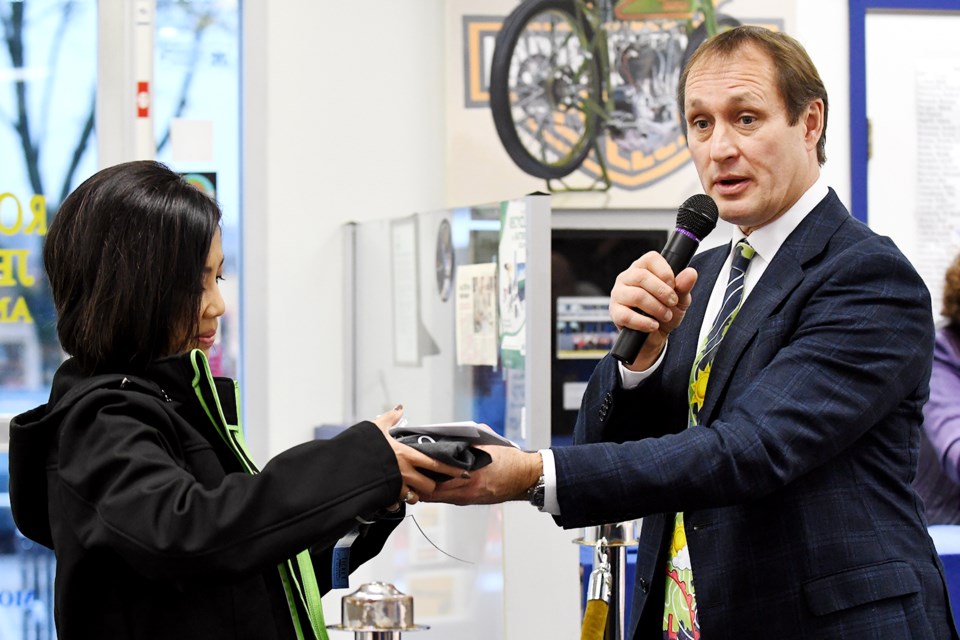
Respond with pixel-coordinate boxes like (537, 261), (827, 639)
(554, 235), (934, 528)
(573, 353), (687, 447)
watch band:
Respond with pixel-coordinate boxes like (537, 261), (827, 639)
(527, 474), (546, 510)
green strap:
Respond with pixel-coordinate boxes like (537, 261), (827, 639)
(295, 553), (328, 638)
(189, 350), (328, 640)
(279, 563), (308, 640)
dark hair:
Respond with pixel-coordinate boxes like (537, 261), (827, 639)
(678, 25), (829, 166)
(44, 160), (222, 372)
(943, 253), (960, 327)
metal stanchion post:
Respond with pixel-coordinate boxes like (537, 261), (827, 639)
(574, 520), (640, 640)
(327, 582), (429, 640)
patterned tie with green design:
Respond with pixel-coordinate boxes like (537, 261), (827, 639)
(663, 240), (756, 640)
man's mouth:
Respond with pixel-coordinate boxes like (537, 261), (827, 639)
(714, 176), (749, 194)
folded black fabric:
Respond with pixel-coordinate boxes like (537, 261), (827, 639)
(392, 434), (493, 482)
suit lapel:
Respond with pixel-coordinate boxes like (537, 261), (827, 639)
(697, 190), (850, 425)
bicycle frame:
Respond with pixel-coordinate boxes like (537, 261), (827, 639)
(489, 0), (728, 192)
(568, 0), (721, 112)
(614, 0), (718, 35)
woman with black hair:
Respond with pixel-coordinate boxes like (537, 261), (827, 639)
(8, 160), (460, 639)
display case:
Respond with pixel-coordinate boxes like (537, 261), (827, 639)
(341, 195), (692, 638)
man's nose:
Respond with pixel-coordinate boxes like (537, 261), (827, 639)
(710, 122), (738, 162)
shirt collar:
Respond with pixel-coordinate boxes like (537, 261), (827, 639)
(730, 175), (829, 262)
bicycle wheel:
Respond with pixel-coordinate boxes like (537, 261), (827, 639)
(489, 0), (602, 180)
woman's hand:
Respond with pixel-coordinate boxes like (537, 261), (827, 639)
(372, 405), (466, 506)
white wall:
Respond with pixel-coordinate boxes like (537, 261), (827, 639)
(243, 1), (853, 460)
(242, 1), (447, 460)
(796, 0), (851, 207)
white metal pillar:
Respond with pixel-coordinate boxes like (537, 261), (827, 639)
(97, 0), (156, 166)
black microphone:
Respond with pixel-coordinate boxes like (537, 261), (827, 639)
(610, 194), (719, 364)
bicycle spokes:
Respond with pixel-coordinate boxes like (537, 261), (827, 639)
(489, 1), (602, 180)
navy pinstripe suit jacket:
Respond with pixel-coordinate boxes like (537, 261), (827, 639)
(556, 190), (959, 639)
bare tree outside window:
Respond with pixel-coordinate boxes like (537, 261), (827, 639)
(1, 0), (239, 399)
(0, 0), (97, 403)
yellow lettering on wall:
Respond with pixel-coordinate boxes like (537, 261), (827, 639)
(0, 192), (23, 236)
(0, 249), (35, 287)
(0, 192), (47, 235)
(25, 194), (47, 235)
(0, 296), (34, 323)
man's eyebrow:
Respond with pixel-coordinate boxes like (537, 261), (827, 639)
(728, 92), (760, 106)
(687, 92), (761, 109)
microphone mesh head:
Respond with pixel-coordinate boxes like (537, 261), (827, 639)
(676, 194), (719, 241)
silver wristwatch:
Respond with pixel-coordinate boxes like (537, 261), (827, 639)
(527, 474), (546, 510)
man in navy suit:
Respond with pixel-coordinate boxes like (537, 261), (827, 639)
(429, 26), (958, 639)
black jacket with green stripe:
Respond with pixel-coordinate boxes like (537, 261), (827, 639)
(8, 351), (403, 639)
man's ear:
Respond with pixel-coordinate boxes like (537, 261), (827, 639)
(803, 98), (825, 151)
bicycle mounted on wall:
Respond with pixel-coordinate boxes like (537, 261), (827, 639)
(489, 0), (739, 192)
